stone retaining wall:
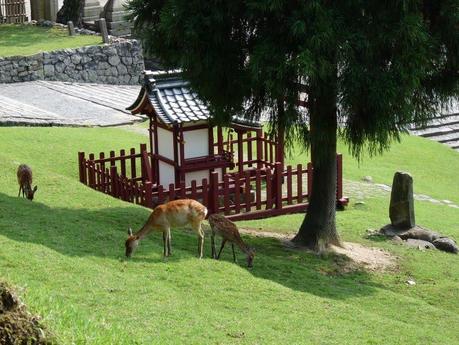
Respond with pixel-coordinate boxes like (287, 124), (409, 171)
(0, 40), (144, 85)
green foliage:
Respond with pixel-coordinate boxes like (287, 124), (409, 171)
(127, 0), (459, 158)
(0, 126), (458, 343)
(0, 25), (101, 57)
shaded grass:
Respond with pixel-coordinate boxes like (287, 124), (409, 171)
(0, 127), (458, 344)
(0, 25), (101, 57)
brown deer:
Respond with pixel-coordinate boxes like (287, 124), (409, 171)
(125, 199), (208, 259)
(17, 164), (38, 201)
(208, 214), (255, 268)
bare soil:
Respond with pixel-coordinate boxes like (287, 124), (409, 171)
(239, 228), (397, 272)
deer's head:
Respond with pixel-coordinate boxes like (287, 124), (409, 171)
(27, 186), (38, 201)
(125, 227), (139, 258)
(246, 248), (256, 268)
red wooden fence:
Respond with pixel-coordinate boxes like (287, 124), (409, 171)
(78, 144), (348, 220)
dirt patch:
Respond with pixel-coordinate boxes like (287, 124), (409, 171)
(239, 228), (397, 272)
(330, 242), (397, 272)
(0, 283), (54, 345)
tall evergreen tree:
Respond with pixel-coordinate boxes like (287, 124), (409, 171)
(128, 0), (459, 251)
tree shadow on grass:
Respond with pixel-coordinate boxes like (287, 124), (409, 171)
(0, 192), (381, 300)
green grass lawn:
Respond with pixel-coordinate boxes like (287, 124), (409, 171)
(0, 25), (101, 57)
(0, 127), (458, 344)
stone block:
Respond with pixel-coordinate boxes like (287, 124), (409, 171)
(108, 55), (120, 66)
(71, 55), (82, 65)
(43, 64), (55, 77)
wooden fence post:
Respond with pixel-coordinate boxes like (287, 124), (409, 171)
(336, 154), (343, 200)
(274, 162), (282, 210)
(140, 143), (147, 182)
(78, 152), (87, 184)
(209, 171), (219, 214)
(110, 165), (118, 197)
(144, 181), (153, 208)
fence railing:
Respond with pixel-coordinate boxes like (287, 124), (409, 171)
(0, 0), (27, 23)
(78, 145), (347, 220)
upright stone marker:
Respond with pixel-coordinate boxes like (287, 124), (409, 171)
(67, 21), (75, 36)
(98, 18), (110, 44)
(389, 171), (415, 229)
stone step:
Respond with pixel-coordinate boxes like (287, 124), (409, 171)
(411, 113), (459, 130)
(412, 122), (459, 137)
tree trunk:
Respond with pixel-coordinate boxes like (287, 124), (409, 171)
(292, 77), (341, 251)
(56, 0), (85, 26)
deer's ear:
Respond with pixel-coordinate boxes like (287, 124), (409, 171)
(128, 227), (133, 236)
(33, 186), (38, 192)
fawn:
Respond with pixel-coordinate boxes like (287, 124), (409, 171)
(17, 164), (37, 201)
(208, 214), (255, 268)
(125, 199), (208, 258)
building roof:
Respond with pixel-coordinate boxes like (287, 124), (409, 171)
(127, 70), (261, 128)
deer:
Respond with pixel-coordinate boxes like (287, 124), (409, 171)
(125, 199), (208, 259)
(17, 164), (38, 201)
(208, 214), (255, 268)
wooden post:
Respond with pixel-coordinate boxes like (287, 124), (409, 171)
(256, 129), (262, 169)
(144, 181), (153, 208)
(276, 127), (285, 172)
(245, 171), (251, 212)
(274, 162), (282, 210)
(237, 130), (244, 173)
(140, 143), (147, 182)
(217, 126), (223, 155)
(209, 171), (219, 214)
(130, 148), (136, 179)
(67, 21), (75, 36)
(110, 165), (118, 197)
(88, 153), (95, 188)
(148, 118), (155, 183)
(247, 132), (252, 167)
(78, 152), (87, 184)
(297, 164), (303, 203)
(97, 18), (110, 43)
(336, 154), (343, 201)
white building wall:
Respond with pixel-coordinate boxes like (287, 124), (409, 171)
(157, 127), (175, 160)
(159, 161), (175, 187)
(183, 128), (208, 159)
(157, 127), (175, 186)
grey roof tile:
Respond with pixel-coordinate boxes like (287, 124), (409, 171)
(136, 70), (261, 127)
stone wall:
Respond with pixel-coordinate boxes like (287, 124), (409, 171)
(0, 40), (144, 85)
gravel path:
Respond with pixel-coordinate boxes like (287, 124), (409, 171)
(0, 81), (144, 126)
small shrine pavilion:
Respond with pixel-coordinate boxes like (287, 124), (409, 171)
(127, 70), (284, 187)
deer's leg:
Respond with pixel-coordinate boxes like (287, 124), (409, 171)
(192, 221), (205, 259)
(217, 239), (227, 259)
(231, 243), (237, 263)
(18, 186), (22, 197)
(162, 230), (167, 257)
(167, 228), (172, 256)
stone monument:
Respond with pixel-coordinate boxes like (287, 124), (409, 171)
(103, 0), (131, 36)
(389, 171), (415, 229)
(82, 0), (101, 24)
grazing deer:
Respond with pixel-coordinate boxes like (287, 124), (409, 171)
(125, 199), (208, 259)
(17, 164), (37, 201)
(208, 214), (255, 268)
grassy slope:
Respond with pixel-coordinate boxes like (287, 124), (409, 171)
(0, 25), (101, 57)
(0, 127), (458, 344)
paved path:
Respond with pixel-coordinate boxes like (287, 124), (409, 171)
(0, 81), (145, 126)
